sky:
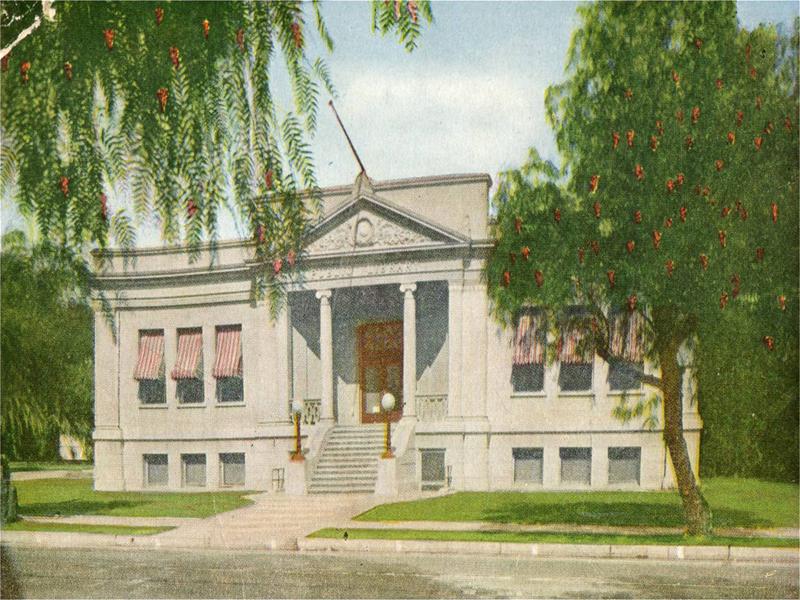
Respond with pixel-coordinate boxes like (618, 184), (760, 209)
(310, 0), (798, 189)
(1, 1), (797, 242)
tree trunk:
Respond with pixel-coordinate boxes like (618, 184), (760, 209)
(659, 338), (713, 535)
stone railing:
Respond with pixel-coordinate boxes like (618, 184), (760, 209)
(287, 398), (322, 425)
(416, 394), (447, 422)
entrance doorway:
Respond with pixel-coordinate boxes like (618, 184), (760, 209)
(357, 321), (403, 423)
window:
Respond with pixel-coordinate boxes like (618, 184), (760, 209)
(558, 310), (593, 392)
(144, 454), (168, 486)
(608, 312), (645, 390)
(608, 447), (641, 484)
(172, 328), (204, 403)
(181, 454), (206, 487)
(512, 310), (546, 393)
(560, 447), (591, 485)
(513, 448), (543, 484)
(608, 361), (643, 390)
(214, 325), (243, 403)
(134, 330), (166, 404)
(420, 449), (446, 490)
(220, 453), (245, 486)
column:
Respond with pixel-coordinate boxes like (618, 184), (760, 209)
(316, 290), (334, 423)
(447, 280), (463, 418)
(400, 283), (417, 419)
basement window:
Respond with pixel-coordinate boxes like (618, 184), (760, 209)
(220, 453), (245, 486)
(560, 447), (591, 485)
(143, 454), (168, 487)
(608, 447), (641, 485)
(513, 448), (543, 484)
(181, 454), (207, 487)
(420, 449), (446, 491)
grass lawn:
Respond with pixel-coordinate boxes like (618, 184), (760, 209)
(310, 527), (799, 549)
(9, 461), (92, 473)
(3, 520), (172, 536)
(356, 478), (799, 530)
(13, 478), (255, 519)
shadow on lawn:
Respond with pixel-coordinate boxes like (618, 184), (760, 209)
(480, 501), (771, 529)
(19, 499), (140, 517)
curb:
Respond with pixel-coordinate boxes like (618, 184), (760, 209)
(0, 531), (298, 552)
(3, 531), (797, 563)
(297, 537), (800, 563)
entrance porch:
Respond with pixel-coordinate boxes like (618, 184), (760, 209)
(288, 281), (449, 427)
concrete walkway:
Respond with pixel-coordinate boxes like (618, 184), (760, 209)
(11, 470), (92, 481)
(147, 492), (382, 550)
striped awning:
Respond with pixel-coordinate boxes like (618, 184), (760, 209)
(610, 311), (645, 363)
(559, 317), (593, 365)
(513, 311), (546, 365)
(213, 325), (242, 378)
(134, 330), (164, 380)
(171, 329), (203, 380)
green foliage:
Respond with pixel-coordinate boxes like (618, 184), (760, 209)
(0, 231), (93, 459)
(489, 3), (798, 360)
(698, 309), (799, 482)
(0, 1), (432, 295)
(356, 478), (799, 529)
(15, 477), (254, 518)
(311, 528), (799, 548)
(3, 521), (172, 535)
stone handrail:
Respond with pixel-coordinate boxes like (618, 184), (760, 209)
(287, 398), (322, 425)
(416, 394), (447, 421)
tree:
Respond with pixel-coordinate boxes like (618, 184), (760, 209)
(488, 2), (798, 534)
(1, 1), (432, 305)
(1, 230), (94, 459)
(0, 1), (432, 455)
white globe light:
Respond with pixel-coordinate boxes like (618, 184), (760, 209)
(381, 392), (396, 412)
(291, 399), (303, 415)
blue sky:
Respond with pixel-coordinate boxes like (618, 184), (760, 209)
(2, 1), (797, 241)
(310, 1), (798, 189)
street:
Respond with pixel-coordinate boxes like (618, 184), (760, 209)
(1, 545), (797, 599)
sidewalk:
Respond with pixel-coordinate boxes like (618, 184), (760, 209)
(11, 470), (92, 481)
(2, 491), (798, 563)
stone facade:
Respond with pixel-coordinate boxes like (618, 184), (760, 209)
(92, 172), (702, 493)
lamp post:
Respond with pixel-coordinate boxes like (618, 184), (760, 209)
(290, 399), (304, 462)
(380, 392), (396, 459)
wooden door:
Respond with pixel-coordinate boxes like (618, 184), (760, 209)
(358, 321), (403, 423)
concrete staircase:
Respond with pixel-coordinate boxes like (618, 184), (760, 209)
(308, 425), (384, 494)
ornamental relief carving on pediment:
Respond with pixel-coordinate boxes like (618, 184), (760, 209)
(307, 211), (435, 254)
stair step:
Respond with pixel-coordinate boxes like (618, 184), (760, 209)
(314, 465), (377, 472)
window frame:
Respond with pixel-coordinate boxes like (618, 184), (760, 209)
(420, 448), (446, 491)
(174, 327), (204, 404)
(143, 453), (168, 487)
(181, 453), (207, 488)
(607, 446), (642, 485)
(137, 329), (166, 405)
(215, 324), (244, 404)
(559, 447), (592, 485)
(512, 447), (544, 484)
(557, 308), (594, 394)
(511, 309), (547, 394)
(219, 453), (246, 487)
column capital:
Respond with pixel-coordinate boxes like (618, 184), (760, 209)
(399, 283), (417, 295)
(315, 289), (332, 302)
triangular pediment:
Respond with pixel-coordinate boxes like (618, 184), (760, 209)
(305, 194), (468, 255)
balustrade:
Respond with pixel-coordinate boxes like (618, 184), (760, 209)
(416, 394), (447, 421)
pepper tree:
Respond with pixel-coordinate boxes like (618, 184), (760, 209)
(0, 1), (432, 306)
(488, 2), (798, 534)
